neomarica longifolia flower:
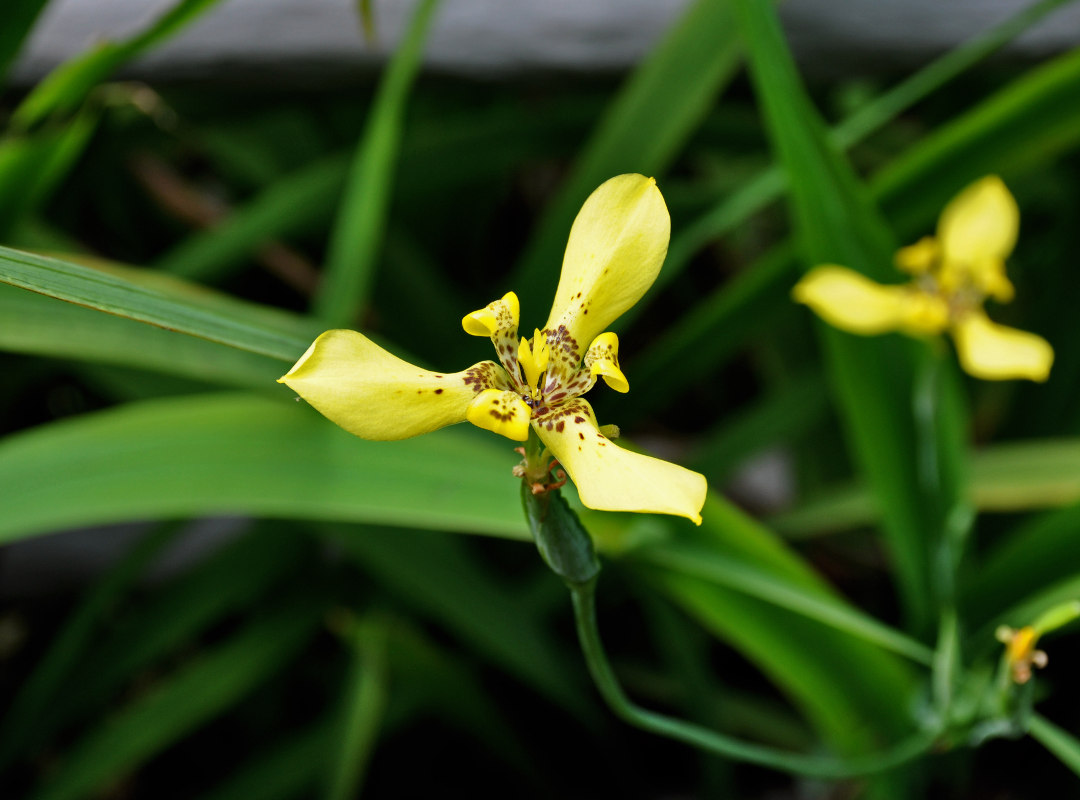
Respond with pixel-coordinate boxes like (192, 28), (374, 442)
(792, 176), (1053, 382)
(279, 174), (707, 524)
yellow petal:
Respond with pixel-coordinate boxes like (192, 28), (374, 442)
(534, 399), (706, 524)
(465, 388), (531, 441)
(951, 311), (1053, 382)
(278, 330), (510, 440)
(938, 175), (1019, 267)
(894, 236), (938, 275)
(543, 174), (670, 371)
(792, 266), (947, 336)
(584, 331), (629, 393)
(462, 291), (520, 338)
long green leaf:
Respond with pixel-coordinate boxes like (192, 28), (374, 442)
(0, 393), (526, 545)
(29, 599), (323, 800)
(509, 0), (741, 303)
(1030, 713), (1080, 778)
(0, 246), (319, 360)
(731, 0), (958, 630)
(314, 0), (440, 326)
(0, 283), (284, 389)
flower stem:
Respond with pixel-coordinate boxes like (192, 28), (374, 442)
(569, 578), (939, 778)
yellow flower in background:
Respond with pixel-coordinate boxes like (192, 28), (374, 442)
(279, 174), (707, 524)
(995, 625), (1047, 685)
(792, 176), (1053, 382)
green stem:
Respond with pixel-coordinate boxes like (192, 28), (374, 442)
(570, 581), (939, 778)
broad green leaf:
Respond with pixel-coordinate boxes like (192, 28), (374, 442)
(731, 0), (964, 631)
(0, 393), (526, 546)
(0, 283), (284, 389)
(509, 0), (741, 303)
(0, 246), (320, 360)
(314, 0), (440, 326)
(13, 0), (226, 130)
(28, 598), (323, 800)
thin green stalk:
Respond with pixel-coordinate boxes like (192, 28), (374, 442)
(570, 583), (939, 778)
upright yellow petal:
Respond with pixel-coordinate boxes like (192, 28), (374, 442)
(951, 311), (1053, 382)
(792, 266), (946, 336)
(278, 330), (511, 440)
(533, 399), (706, 524)
(938, 175), (1019, 267)
(543, 174), (670, 366)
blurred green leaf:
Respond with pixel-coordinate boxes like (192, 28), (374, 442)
(0, 393), (527, 545)
(12, 526), (310, 763)
(13, 0), (225, 129)
(315, 0), (440, 326)
(329, 526), (590, 714)
(1030, 713), (1080, 778)
(156, 152), (348, 283)
(0, 524), (182, 769)
(731, 0), (964, 631)
(773, 437), (1080, 538)
(0, 0), (51, 86)
(510, 0), (741, 302)
(326, 617), (388, 800)
(29, 597), (323, 800)
(201, 722), (332, 800)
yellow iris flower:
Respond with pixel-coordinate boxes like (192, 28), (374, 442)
(279, 174), (707, 524)
(792, 176), (1053, 382)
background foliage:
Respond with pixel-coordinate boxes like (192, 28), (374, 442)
(3, 0), (1080, 796)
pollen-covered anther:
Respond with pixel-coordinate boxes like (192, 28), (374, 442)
(466, 388), (531, 442)
(584, 331), (629, 393)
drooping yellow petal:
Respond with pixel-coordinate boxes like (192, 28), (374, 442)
(792, 266), (947, 336)
(278, 330), (510, 440)
(543, 174), (670, 372)
(951, 310), (1053, 382)
(465, 389), (531, 441)
(584, 332), (629, 393)
(938, 175), (1019, 268)
(533, 399), (706, 524)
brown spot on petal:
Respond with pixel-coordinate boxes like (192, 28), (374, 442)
(578, 432), (584, 440)
(435, 388), (443, 394)
(556, 420), (565, 433)
(574, 416), (585, 424)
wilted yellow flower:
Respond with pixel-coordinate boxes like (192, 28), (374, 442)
(793, 176), (1053, 381)
(279, 174), (707, 524)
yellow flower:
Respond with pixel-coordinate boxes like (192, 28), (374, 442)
(278, 174), (707, 524)
(995, 625), (1047, 685)
(792, 176), (1053, 382)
